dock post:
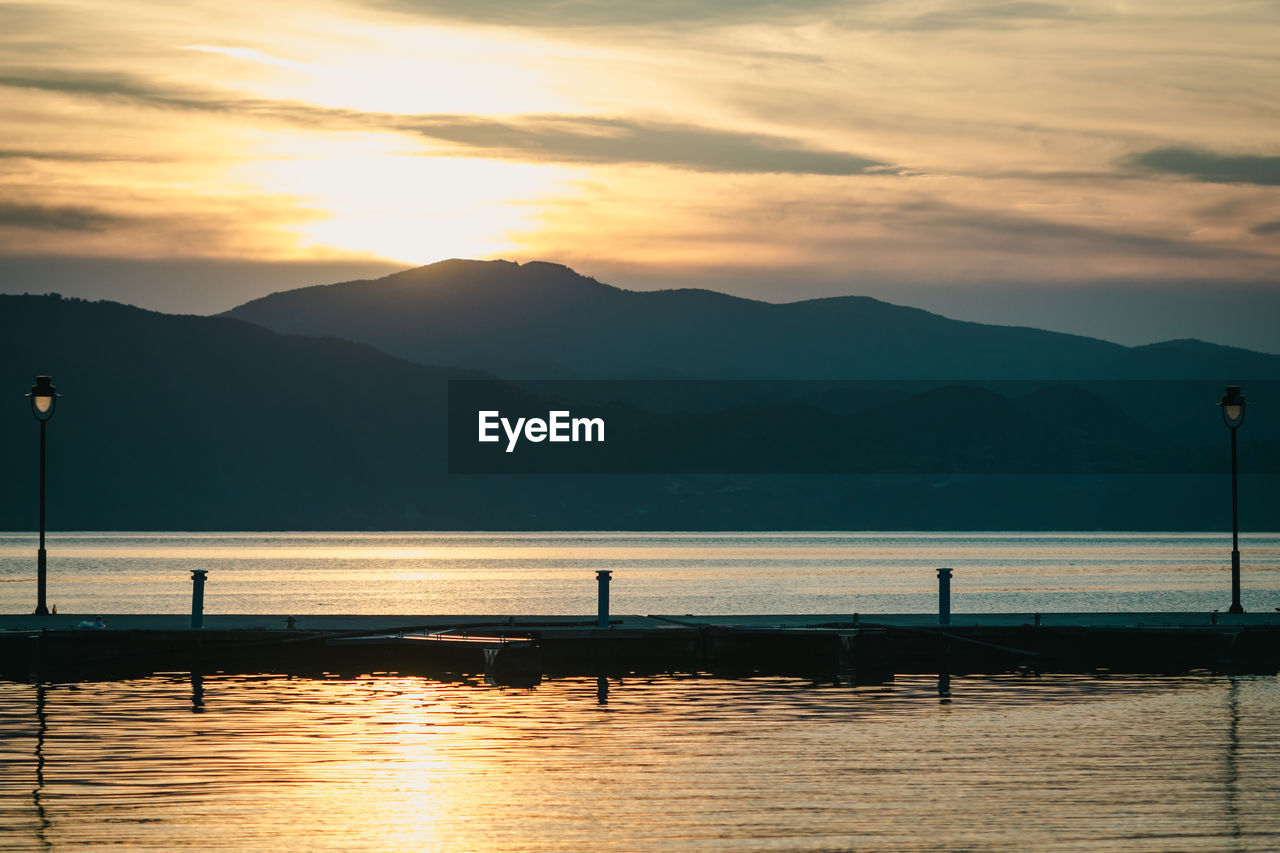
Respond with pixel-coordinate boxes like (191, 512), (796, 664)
(937, 567), (952, 626)
(190, 570), (208, 629)
(596, 570), (612, 628)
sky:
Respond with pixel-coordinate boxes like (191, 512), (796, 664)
(1, 0), (1278, 351)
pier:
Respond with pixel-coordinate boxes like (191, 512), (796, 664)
(3, 611), (1279, 685)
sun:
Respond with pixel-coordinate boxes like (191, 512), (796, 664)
(232, 132), (579, 264)
(180, 23), (591, 264)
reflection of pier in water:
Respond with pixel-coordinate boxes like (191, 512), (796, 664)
(32, 683), (50, 852)
(1226, 678), (1243, 848)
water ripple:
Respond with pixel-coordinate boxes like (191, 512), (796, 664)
(1, 673), (1278, 851)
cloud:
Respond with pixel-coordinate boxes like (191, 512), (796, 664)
(370, 0), (841, 27)
(0, 149), (153, 162)
(0, 71), (221, 111)
(883, 1), (1081, 31)
(909, 200), (1238, 260)
(517, 165), (1280, 301)
(706, 193), (1265, 264)
(371, 0), (1082, 31)
(1128, 147), (1280, 186)
(400, 115), (888, 175)
(0, 69), (888, 175)
(0, 202), (121, 231)
(371, 0), (1083, 32)
(1253, 221), (1280, 236)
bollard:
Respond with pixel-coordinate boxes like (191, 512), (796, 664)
(937, 567), (952, 626)
(596, 570), (612, 628)
(190, 569), (208, 629)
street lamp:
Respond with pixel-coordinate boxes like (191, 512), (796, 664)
(26, 376), (59, 616)
(1219, 385), (1246, 614)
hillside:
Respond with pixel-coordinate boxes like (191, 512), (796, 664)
(224, 259), (1280, 380)
(3, 292), (1275, 531)
(0, 294), (472, 528)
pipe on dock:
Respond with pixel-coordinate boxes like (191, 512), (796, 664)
(596, 570), (612, 628)
(937, 567), (952, 626)
(190, 570), (208, 629)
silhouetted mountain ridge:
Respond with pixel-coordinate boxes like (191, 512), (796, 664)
(0, 294), (479, 528)
(4, 292), (1276, 531)
(224, 259), (1280, 379)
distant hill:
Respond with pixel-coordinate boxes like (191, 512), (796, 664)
(223, 259), (1280, 380)
(0, 294), (473, 529)
(2, 293), (1275, 531)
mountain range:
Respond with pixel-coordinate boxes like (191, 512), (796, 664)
(223, 259), (1280, 380)
(2, 259), (1276, 530)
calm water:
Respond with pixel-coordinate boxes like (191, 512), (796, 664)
(1, 531), (1279, 615)
(1, 673), (1278, 851)
(3, 533), (1280, 850)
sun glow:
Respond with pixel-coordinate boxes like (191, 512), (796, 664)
(182, 22), (582, 116)
(233, 132), (580, 263)
(170, 20), (599, 263)
(3, 0), (1279, 313)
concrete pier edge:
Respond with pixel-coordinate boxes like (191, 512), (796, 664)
(3, 611), (1279, 633)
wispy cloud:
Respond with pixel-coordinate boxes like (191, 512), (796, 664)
(370, 0), (1085, 31)
(1128, 147), (1280, 186)
(0, 70), (887, 175)
(871, 1), (1084, 32)
(370, 0), (842, 27)
(0, 71), (215, 110)
(0, 202), (122, 231)
(400, 115), (889, 174)
(0, 148), (156, 162)
(894, 197), (1259, 261)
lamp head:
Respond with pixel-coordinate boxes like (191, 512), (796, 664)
(27, 376), (58, 422)
(1220, 385), (1246, 430)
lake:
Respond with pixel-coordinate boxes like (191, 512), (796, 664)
(1, 672), (1278, 851)
(1, 531), (1278, 615)
(2, 532), (1279, 851)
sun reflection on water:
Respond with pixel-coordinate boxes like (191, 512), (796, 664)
(1, 673), (1278, 851)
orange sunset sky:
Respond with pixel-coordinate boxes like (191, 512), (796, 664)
(1, 0), (1278, 349)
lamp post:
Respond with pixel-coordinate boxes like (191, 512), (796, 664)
(1219, 385), (1246, 614)
(26, 376), (59, 616)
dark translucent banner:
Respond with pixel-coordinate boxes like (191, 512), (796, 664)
(447, 379), (1277, 474)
